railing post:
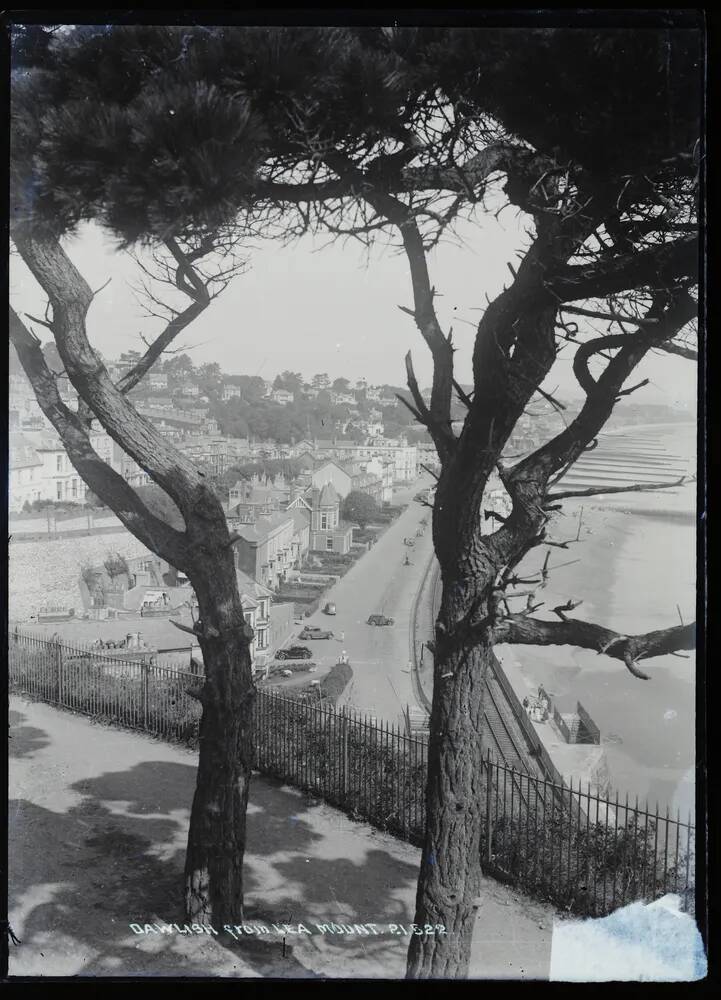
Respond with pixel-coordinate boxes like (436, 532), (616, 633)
(142, 661), (149, 730)
(55, 639), (63, 706)
(485, 751), (493, 867)
(341, 708), (349, 804)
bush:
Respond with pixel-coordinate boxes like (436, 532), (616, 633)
(486, 803), (693, 917)
(341, 490), (379, 529)
(103, 552), (130, 580)
(80, 561), (106, 601)
(318, 660), (352, 704)
(352, 527), (378, 544)
(20, 499), (85, 514)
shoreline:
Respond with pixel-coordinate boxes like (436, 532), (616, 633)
(503, 484), (695, 812)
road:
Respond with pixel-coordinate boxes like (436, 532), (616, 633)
(277, 478), (435, 727)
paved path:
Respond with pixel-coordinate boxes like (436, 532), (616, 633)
(8, 696), (555, 979)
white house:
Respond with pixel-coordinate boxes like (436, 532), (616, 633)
(8, 433), (44, 511)
(148, 372), (169, 390)
(270, 388), (294, 405)
(236, 568), (273, 661)
(310, 460), (353, 499)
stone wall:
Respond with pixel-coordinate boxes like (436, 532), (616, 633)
(8, 532), (151, 623)
(268, 602), (295, 653)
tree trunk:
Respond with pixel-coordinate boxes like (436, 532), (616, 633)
(183, 553), (256, 927)
(406, 603), (495, 978)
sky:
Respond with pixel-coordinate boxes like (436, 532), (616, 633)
(10, 207), (697, 409)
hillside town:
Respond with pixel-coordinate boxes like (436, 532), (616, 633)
(9, 347), (442, 681)
(9, 348), (426, 508)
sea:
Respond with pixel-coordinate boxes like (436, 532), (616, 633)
(510, 420), (698, 817)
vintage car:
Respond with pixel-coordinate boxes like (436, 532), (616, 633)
(367, 614), (394, 627)
(299, 626), (334, 640)
(323, 602), (337, 615)
(275, 645), (313, 660)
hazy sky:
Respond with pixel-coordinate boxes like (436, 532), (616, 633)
(10, 207), (696, 408)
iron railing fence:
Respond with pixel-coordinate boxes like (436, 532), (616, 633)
(481, 752), (694, 917)
(8, 630), (694, 918)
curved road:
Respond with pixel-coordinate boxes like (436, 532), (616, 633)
(277, 479), (435, 727)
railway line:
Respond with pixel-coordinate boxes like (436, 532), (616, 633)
(413, 558), (544, 779)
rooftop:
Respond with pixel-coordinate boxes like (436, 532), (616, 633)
(233, 511), (294, 543)
(236, 568), (274, 602)
(317, 482), (339, 507)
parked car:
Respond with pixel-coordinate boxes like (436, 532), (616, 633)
(323, 602), (337, 615)
(367, 614), (394, 627)
(276, 645), (312, 660)
(299, 626), (334, 640)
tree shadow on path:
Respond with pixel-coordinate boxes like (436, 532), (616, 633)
(11, 756), (413, 977)
(8, 709), (51, 759)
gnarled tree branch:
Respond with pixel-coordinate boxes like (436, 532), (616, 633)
(548, 235), (697, 303)
(11, 226), (218, 524)
(547, 475), (687, 502)
(493, 615), (695, 681)
(9, 305), (189, 567)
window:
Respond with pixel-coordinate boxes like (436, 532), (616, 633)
(56, 455), (62, 472)
(320, 513), (328, 530)
(56, 482), (62, 500)
(326, 537), (334, 551)
(72, 479), (78, 498)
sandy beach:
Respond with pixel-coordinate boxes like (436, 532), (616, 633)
(496, 422), (697, 814)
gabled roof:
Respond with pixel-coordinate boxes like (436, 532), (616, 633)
(313, 458), (351, 478)
(233, 511), (294, 543)
(17, 428), (62, 452)
(289, 508), (311, 532)
(236, 568), (273, 603)
(287, 492), (313, 512)
(9, 433), (43, 470)
(318, 482), (339, 507)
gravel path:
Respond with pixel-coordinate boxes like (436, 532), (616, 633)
(9, 696), (556, 979)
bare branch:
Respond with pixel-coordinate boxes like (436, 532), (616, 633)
(493, 615), (695, 680)
(170, 618), (200, 637)
(11, 226), (220, 522)
(548, 476), (686, 502)
(9, 305), (189, 567)
(548, 235), (697, 302)
(452, 379), (474, 409)
(24, 312), (54, 332)
(560, 304), (660, 327)
(616, 377), (650, 399)
(652, 340), (698, 362)
(322, 152), (457, 462)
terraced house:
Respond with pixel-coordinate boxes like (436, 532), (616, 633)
(8, 432), (44, 511)
(230, 512), (297, 591)
(309, 483), (353, 554)
(236, 569), (273, 661)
